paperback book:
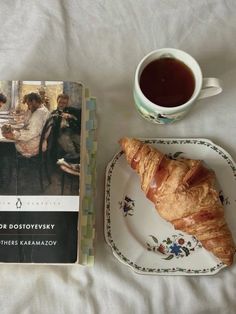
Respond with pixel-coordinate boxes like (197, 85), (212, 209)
(0, 80), (96, 264)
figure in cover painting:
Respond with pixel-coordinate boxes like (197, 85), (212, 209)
(52, 93), (81, 161)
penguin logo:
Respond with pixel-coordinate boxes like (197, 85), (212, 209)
(16, 198), (22, 209)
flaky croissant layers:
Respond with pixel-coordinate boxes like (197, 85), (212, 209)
(119, 137), (236, 266)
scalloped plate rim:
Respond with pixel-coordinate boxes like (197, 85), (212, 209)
(104, 137), (235, 275)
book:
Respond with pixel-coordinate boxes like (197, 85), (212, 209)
(0, 80), (96, 265)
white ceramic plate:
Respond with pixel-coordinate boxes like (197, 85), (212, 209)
(104, 138), (236, 275)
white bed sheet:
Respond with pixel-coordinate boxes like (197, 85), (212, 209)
(0, 1), (236, 313)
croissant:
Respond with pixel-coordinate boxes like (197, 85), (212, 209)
(119, 137), (236, 266)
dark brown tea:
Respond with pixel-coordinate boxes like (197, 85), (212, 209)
(139, 57), (195, 107)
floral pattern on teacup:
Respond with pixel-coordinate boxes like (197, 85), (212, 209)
(136, 106), (185, 124)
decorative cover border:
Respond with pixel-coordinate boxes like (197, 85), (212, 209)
(79, 92), (97, 265)
(105, 139), (235, 275)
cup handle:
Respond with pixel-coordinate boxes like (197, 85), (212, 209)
(198, 78), (222, 100)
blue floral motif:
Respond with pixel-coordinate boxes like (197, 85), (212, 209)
(170, 243), (182, 256)
(119, 195), (135, 216)
(146, 234), (202, 260)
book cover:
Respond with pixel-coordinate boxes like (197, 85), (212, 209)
(0, 80), (96, 264)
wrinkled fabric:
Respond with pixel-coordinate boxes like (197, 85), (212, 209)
(0, 1), (236, 313)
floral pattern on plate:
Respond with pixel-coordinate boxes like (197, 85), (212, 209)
(119, 195), (135, 217)
(147, 234), (202, 260)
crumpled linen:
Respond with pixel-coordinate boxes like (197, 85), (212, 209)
(0, 1), (236, 313)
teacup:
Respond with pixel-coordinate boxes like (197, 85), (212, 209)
(133, 48), (222, 124)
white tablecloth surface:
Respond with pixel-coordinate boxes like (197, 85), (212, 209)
(0, 1), (236, 313)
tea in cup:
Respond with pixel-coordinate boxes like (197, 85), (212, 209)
(134, 48), (222, 124)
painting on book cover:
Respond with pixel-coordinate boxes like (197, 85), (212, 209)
(0, 80), (82, 197)
(0, 80), (83, 263)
